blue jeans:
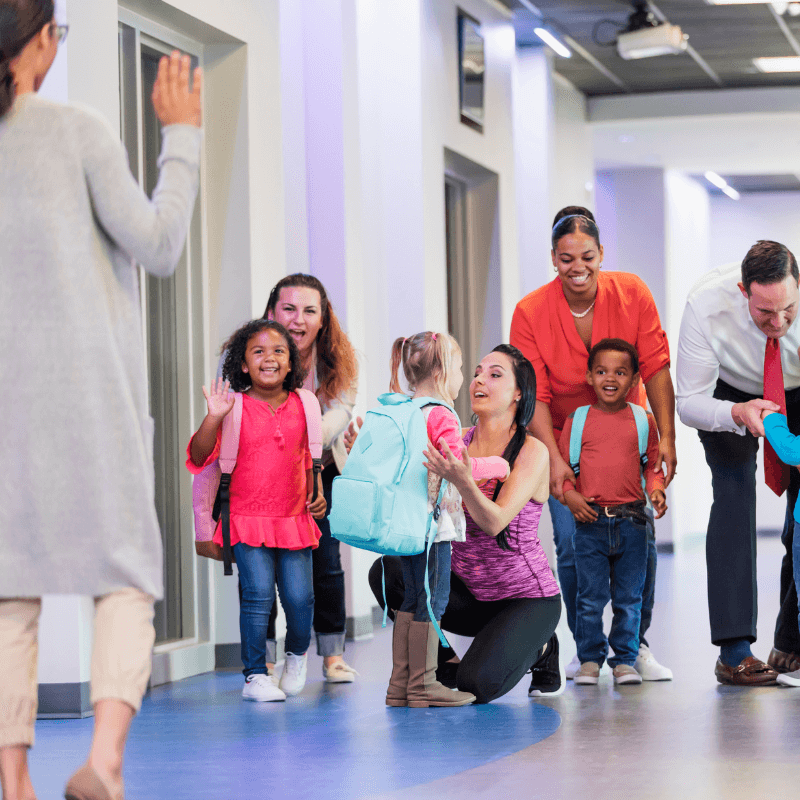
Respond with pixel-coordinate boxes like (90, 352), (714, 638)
(234, 543), (314, 677)
(399, 542), (452, 622)
(574, 514), (648, 667)
(549, 495), (656, 644)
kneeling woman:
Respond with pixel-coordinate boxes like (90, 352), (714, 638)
(368, 345), (560, 704)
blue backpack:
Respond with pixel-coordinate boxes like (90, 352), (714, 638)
(568, 402), (650, 503)
(329, 393), (454, 643)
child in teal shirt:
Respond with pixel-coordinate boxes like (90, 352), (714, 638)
(762, 409), (800, 687)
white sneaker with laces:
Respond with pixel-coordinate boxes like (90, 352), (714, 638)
(323, 660), (359, 683)
(565, 653), (581, 680)
(634, 644), (673, 681)
(279, 652), (308, 696)
(242, 673), (286, 702)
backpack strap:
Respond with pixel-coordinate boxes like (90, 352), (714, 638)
(568, 405), (590, 478)
(296, 388), (324, 503)
(628, 402), (651, 507)
(219, 393), (243, 577)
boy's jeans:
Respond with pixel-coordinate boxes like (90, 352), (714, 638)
(574, 513), (648, 668)
(549, 496), (656, 644)
(399, 541), (452, 621)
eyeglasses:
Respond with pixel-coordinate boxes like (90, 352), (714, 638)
(49, 23), (69, 46)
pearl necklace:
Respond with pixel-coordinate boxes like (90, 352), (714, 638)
(570, 299), (596, 319)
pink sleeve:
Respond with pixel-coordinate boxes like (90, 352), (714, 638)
(185, 428), (221, 475)
(427, 406), (464, 459)
(427, 407), (509, 480)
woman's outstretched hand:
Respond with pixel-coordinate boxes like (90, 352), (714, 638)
(344, 416), (363, 454)
(424, 438), (471, 489)
(202, 377), (234, 420)
(152, 50), (203, 127)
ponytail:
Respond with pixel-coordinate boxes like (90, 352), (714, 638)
(389, 337), (405, 393)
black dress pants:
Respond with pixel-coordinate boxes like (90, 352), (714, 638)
(369, 556), (561, 704)
(698, 379), (800, 650)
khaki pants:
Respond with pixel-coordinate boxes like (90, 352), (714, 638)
(0, 588), (155, 748)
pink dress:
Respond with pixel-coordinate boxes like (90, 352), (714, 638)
(186, 392), (321, 550)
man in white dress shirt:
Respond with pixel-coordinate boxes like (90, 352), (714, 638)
(677, 240), (800, 685)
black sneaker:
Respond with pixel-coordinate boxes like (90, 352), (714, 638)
(436, 660), (460, 690)
(528, 633), (565, 697)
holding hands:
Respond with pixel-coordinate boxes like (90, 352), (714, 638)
(650, 489), (668, 519)
(732, 398), (780, 437)
(202, 377), (235, 420)
(564, 489), (598, 524)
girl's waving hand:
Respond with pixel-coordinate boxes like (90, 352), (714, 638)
(202, 377), (235, 420)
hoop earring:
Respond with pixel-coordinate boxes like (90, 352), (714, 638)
(553, 265), (557, 273)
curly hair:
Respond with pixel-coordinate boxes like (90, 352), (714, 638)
(263, 274), (358, 407)
(221, 320), (306, 394)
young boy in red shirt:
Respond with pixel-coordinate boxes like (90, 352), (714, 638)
(558, 338), (667, 685)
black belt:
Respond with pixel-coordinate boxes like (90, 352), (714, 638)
(588, 500), (648, 526)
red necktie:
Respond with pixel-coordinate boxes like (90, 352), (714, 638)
(764, 337), (790, 496)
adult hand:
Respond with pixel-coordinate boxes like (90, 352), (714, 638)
(732, 398), (780, 437)
(202, 377), (234, 420)
(423, 438), (471, 490)
(654, 436), (677, 488)
(344, 416), (363, 454)
(550, 455), (576, 503)
(564, 489), (597, 524)
(650, 489), (668, 519)
(152, 51), (203, 127)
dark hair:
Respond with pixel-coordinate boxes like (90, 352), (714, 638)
(221, 319), (305, 393)
(0, 0), (54, 118)
(587, 337), (640, 374)
(552, 206), (595, 227)
(487, 344), (537, 551)
(551, 209), (601, 251)
(262, 273), (358, 407)
(740, 240), (799, 294)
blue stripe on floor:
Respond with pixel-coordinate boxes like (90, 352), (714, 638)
(30, 668), (560, 799)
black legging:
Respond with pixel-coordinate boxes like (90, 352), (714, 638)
(369, 556), (561, 704)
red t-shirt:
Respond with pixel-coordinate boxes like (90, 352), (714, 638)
(558, 405), (665, 506)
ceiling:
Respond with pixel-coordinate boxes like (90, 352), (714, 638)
(504, 1), (800, 96)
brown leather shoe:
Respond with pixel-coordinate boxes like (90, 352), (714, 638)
(714, 656), (779, 686)
(64, 765), (121, 800)
(767, 647), (800, 674)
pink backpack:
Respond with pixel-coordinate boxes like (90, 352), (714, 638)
(192, 388), (324, 575)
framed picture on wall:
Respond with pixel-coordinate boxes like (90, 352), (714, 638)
(458, 10), (484, 133)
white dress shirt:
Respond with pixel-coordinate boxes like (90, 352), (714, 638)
(676, 262), (800, 434)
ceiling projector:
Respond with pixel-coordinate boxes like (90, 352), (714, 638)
(617, 2), (688, 60)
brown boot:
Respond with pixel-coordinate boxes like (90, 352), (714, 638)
(407, 620), (475, 708)
(768, 647), (800, 674)
(386, 611), (413, 707)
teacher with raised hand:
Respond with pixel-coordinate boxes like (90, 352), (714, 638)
(0, 1), (202, 797)
(510, 206), (676, 689)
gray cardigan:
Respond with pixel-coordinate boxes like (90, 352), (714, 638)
(0, 94), (201, 599)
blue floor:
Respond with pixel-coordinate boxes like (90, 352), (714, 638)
(30, 658), (560, 799)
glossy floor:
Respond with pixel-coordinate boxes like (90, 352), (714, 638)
(29, 536), (800, 800)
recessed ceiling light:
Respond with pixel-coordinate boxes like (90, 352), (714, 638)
(706, 1), (786, 5)
(753, 57), (800, 72)
(533, 28), (571, 58)
(705, 171), (741, 200)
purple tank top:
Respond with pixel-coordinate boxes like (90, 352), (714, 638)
(451, 428), (560, 602)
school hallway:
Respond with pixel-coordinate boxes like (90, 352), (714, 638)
(24, 534), (800, 800)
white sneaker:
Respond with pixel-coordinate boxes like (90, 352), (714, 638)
(613, 664), (643, 685)
(242, 673), (286, 702)
(777, 667), (800, 687)
(279, 652), (308, 696)
(323, 660), (359, 683)
(565, 653), (581, 680)
(634, 644), (673, 681)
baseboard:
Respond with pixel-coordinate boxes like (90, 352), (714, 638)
(346, 613), (375, 641)
(37, 681), (92, 719)
(656, 542), (674, 554)
(215, 638), (285, 669)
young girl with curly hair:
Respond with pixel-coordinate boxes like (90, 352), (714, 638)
(188, 320), (326, 702)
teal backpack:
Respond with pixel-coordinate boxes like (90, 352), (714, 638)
(329, 392), (454, 644)
(568, 402), (650, 503)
